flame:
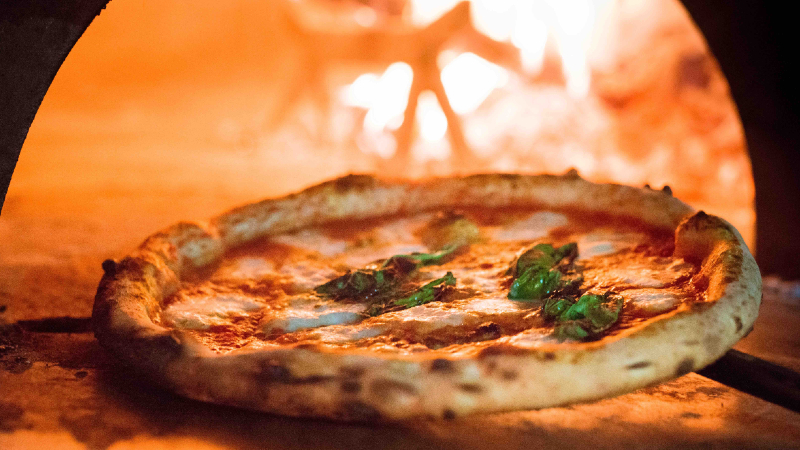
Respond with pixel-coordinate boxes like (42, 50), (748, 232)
(342, 0), (610, 155)
(359, 62), (414, 133)
(439, 52), (508, 115)
(512, 3), (548, 75)
(546, 0), (597, 97)
(407, 0), (613, 98)
(340, 63), (414, 159)
(416, 90), (448, 143)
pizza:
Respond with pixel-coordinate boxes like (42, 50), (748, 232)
(92, 173), (761, 420)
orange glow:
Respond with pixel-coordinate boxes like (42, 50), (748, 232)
(10, 0), (754, 250)
(440, 52), (508, 114)
(408, 0), (614, 98)
(361, 62), (414, 133)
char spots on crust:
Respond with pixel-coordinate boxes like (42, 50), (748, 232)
(478, 344), (530, 358)
(500, 370), (518, 381)
(442, 409), (457, 420)
(626, 361), (653, 370)
(675, 358), (695, 377)
(332, 174), (379, 192)
(369, 379), (418, 397)
(257, 360), (335, 385)
(101, 259), (117, 276)
(430, 358), (455, 373)
(340, 380), (362, 393)
(339, 401), (382, 421)
(471, 322), (502, 342)
(293, 342), (321, 351)
(719, 248), (744, 283)
(340, 366), (367, 378)
(459, 383), (483, 394)
(733, 315), (743, 333)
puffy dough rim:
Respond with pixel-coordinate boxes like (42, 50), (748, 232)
(92, 173), (761, 420)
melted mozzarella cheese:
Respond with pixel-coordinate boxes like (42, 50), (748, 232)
(260, 296), (367, 333)
(577, 230), (647, 259)
(215, 257), (276, 279)
(622, 288), (681, 314)
(278, 263), (339, 292)
(314, 325), (385, 344)
(490, 211), (569, 241)
(295, 296), (528, 345)
(340, 216), (431, 266)
(600, 257), (691, 289)
(163, 208), (697, 353)
(163, 294), (262, 330)
(390, 304), (472, 330)
(604, 267), (670, 288)
(427, 266), (504, 293)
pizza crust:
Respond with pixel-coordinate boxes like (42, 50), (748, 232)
(92, 173), (761, 420)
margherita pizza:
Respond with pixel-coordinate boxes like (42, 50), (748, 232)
(92, 173), (761, 420)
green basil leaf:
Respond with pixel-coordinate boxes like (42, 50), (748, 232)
(556, 292), (624, 337)
(554, 322), (589, 341)
(560, 294), (603, 321)
(512, 242), (579, 277)
(508, 267), (562, 301)
(315, 269), (381, 298)
(543, 298), (574, 318)
(394, 272), (457, 308)
(514, 243), (556, 276)
(382, 245), (460, 271)
(553, 242), (579, 265)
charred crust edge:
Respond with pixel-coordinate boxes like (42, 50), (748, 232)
(430, 358), (455, 373)
(675, 358), (695, 377)
(626, 361), (653, 370)
(101, 259), (117, 275)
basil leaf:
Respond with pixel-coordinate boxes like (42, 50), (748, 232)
(315, 269), (381, 298)
(543, 298), (574, 318)
(511, 242), (579, 276)
(507, 242), (582, 302)
(393, 272), (457, 308)
(560, 294), (601, 321)
(551, 292), (624, 340)
(382, 245), (460, 270)
(508, 267), (562, 301)
(513, 243), (556, 276)
(554, 322), (589, 341)
(317, 245), (462, 301)
(560, 293), (623, 329)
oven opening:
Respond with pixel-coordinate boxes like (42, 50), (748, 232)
(3, 1), (800, 446)
(8, 0), (754, 249)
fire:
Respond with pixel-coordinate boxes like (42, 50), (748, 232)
(19, 0), (755, 249)
(408, 0), (609, 98)
(439, 52), (509, 115)
(340, 0), (614, 161)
